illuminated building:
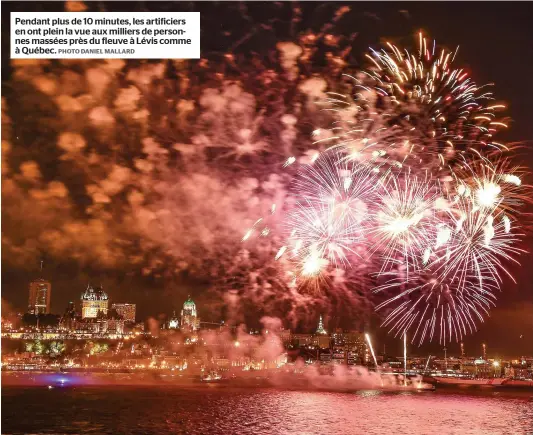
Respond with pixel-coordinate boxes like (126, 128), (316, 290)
(81, 284), (109, 319)
(168, 311), (180, 329)
(333, 330), (366, 353)
(316, 335), (331, 349)
(59, 301), (77, 331)
(28, 279), (51, 315)
(112, 303), (136, 323)
(180, 296), (200, 331)
(74, 317), (102, 334)
(74, 308), (124, 335)
(28, 261), (51, 315)
(131, 322), (145, 333)
(292, 333), (313, 347)
(1, 317), (13, 331)
(106, 308), (125, 335)
(316, 315), (327, 335)
(67, 301), (75, 313)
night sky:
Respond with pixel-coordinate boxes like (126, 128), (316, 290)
(2, 2), (532, 357)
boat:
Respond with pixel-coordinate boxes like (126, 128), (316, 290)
(376, 383), (435, 392)
(432, 376), (505, 386)
(382, 378), (435, 391)
(500, 378), (533, 388)
(412, 382), (436, 391)
(201, 371), (223, 383)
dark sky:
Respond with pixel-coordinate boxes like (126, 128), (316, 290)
(2, 2), (532, 357)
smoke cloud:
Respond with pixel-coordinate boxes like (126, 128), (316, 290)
(2, 4), (370, 326)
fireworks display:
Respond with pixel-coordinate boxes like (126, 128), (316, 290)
(243, 33), (528, 345)
(3, 0), (530, 343)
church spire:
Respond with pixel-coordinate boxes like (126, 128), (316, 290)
(316, 315), (327, 335)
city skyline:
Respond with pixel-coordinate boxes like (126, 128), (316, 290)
(3, 261), (531, 356)
(3, 280), (529, 360)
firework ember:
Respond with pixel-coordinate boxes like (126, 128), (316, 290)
(243, 33), (529, 345)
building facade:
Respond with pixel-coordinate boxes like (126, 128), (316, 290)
(168, 311), (180, 329)
(59, 301), (77, 331)
(112, 303), (136, 323)
(81, 284), (109, 319)
(180, 296), (200, 331)
(106, 308), (125, 335)
(28, 279), (51, 314)
(316, 315), (327, 335)
(74, 308), (124, 335)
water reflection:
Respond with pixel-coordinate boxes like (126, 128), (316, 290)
(3, 386), (533, 434)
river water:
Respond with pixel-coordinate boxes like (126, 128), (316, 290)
(2, 383), (533, 434)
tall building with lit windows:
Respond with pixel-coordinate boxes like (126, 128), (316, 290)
(81, 284), (109, 319)
(180, 296), (200, 331)
(28, 279), (51, 314)
(28, 260), (51, 315)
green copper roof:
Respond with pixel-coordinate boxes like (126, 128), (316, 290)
(183, 296), (195, 307)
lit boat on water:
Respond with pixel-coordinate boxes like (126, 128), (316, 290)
(371, 384), (435, 392)
(502, 379), (533, 387)
(378, 378), (435, 391)
(411, 382), (435, 391)
(201, 371), (223, 383)
(432, 376), (505, 386)
(433, 376), (533, 388)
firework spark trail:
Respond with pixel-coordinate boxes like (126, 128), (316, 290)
(321, 33), (512, 175)
(404, 331), (407, 386)
(283, 151), (382, 275)
(242, 33), (529, 345)
(431, 199), (525, 289)
(374, 270), (500, 345)
(451, 155), (529, 219)
(370, 171), (440, 277)
(373, 187), (524, 345)
(365, 333), (379, 369)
